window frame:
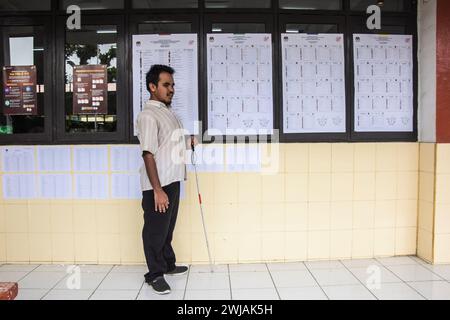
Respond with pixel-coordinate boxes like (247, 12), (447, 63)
(0, 0), (419, 145)
(278, 14), (349, 142)
(347, 14), (418, 142)
(128, 13), (201, 144)
(55, 14), (128, 144)
(0, 15), (54, 144)
(203, 13), (277, 143)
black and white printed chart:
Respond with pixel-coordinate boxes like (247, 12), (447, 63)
(282, 33), (346, 133)
(207, 34), (273, 135)
(353, 34), (414, 132)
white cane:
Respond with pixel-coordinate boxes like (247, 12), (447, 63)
(190, 137), (214, 273)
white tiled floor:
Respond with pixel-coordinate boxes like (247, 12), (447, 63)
(1, 256), (450, 300)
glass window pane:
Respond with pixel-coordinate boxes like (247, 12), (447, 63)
(206, 0), (270, 8)
(358, 25), (407, 34)
(350, 0), (405, 12)
(138, 23), (192, 34)
(1, 26), (46, 135)
(211, 23), (266, 33)
(133, 0), (198, 8)
(59, 0), (123, 10)
(280, 0), (342, 10)
(0, 0), (51, 11)
(285, 24), (339, 33)
(65, 25), (118, 133)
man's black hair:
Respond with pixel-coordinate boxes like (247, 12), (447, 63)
(146, 64), (175, 94)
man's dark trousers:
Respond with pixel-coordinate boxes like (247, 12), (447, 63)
(142, 181), (180, 282)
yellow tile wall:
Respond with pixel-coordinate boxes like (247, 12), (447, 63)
(418, 143), (436, 263)
(434, 144), (450, 263)
(0, 143), (424, 264)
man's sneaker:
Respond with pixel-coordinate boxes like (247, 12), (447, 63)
(148, 276), (171, 295)
(165, 265), (189, 276)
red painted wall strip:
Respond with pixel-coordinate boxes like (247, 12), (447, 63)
(437, 0), (450, 143)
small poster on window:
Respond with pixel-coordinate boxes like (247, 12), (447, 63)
(2, 65), (37, 116)
(73, 64), (108, 115)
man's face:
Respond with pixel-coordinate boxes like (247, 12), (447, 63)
(149, 72), (175, 105)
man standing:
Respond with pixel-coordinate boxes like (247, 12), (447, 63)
(136, 64), (188, 295)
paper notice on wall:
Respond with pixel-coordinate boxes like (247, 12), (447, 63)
(73, 146), (108, 172)
(2, 65), (38, 115)
(37, 147), (71, 172)
(110, 145), (142, 172)
(1, 146), (35, 172)
(38, 174), (72, 199)
(74, 174), (109, 199)
(2, 174), (36, 199)
(132, 34), (199, 135)
(207, 34), (274, 136)
(9, 37), (34, 66)
(72, 64), (108, 115)
(111, 173), (141, 199)
(282, 34), (346, 133)
(353, 34), (413, 132)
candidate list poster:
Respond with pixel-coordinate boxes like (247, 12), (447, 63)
(282, 33), (346, 133)
(207, 34), (274, 136)
(353, 34), (414, 132)
(72, 64), (108, 115)
(132, 34), (198, 135)
(2, 65), (37, 115)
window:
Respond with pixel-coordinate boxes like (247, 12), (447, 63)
(59, 0), (124, 10)
(55, 15), (126, 143)
(133, 0), (198, 9)
(1, 1), (417, 145)
(0, 0), (51, 11)
(279, 0), (342, 10)
(0, 18), (53, 143)
(129, 14), (199, 141)
(64, 25), (118, 134)
(350, 0), (405, 12)
(206, 0), (271, 8)
(348, 16), (417, 141)
(211, 23), (266, 33)
(279, 16), (347, 142)
(285, 24), (339, 33)
(204, 14), (275, 140)
(138, 23), (192, 33)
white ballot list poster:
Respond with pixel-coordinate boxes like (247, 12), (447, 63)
(37, 147), (71, 172)
(1, 146), (35, 172)
(132, 34), (198, 135)
(3, 174), (36, 199)
(207, 34), (274, 135)
(111, 145), (141, 173)
(38, 174), (72, 199)
(282, 34), (346, 133)
(75, 174), (109, 200)
(112, 174), (141, 199)
(73, 146), (108, 172)
(353, 34), (414, 132)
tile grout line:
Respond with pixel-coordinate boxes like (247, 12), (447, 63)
(265, 263), (281, 300)
(338, 259), (379, 300)
(412, 258), (450, 282)
(303, 262), (330, 300)
(374, 257), (429, 300)
(8, 264), (43, 299)
(87, 264), (114, 300)
(40, 264), (77, 300)
(182, 265), (192, 300)
(227, 264), (232, 301)
(12, 264), (66, 300)
(135, 278), (145, 300)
